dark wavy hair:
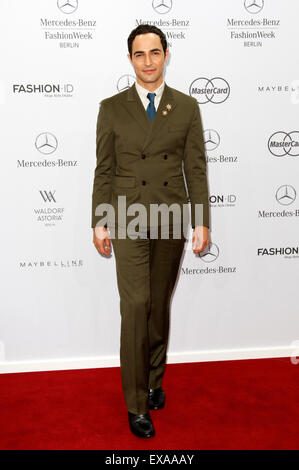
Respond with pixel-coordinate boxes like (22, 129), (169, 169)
(127, 24), (167, 58)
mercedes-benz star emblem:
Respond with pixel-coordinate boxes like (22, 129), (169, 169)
(57, 0), (78, 14)
(198, 243), (219, 262)
(35, 132), (58, 155)
(244, 0), (264, 14)
(117, 75), (136, 93)
(204, 129), (221, 151)
(275, 185), (296, 206)
(152, 0), (173, 15)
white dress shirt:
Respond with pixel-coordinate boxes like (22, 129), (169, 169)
(135, 80), (165, 112)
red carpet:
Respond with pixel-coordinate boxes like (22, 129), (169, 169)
(0, 357), (298, 449)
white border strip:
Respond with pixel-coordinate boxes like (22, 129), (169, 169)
(0, 346), (295, 374)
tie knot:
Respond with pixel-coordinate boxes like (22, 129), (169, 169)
(147, 92), (156, 103)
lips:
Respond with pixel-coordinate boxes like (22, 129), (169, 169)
(144, 69), (155, 73)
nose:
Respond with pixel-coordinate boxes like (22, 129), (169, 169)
(144, 52), (152, 66)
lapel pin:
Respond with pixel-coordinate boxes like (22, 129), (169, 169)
(162, 103), (172, 115)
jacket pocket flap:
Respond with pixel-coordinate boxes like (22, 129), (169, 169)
(168, 125), (186, 133)
(114, 176), (136, 188)
(169, 175), (185, 186)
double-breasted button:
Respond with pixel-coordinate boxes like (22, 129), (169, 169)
(141, 154), (146, 159)
(164, 154), (168, 160)
(164, 181), (168, 186)
(142, 180), (146, 185)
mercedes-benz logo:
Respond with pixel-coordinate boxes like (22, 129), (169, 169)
(57, 0), (78, 14)
(189, 77), (230, 104)
(152, 0), (173, 15)
(275, 185), (296, 206)
(35, 132), (58, 155)
(244, 0), (264, 14)
(198, 242), (219, 262)
(204, 129), (220, 151)
(117, 74), (136, 92)
(268, 131), (299, 157)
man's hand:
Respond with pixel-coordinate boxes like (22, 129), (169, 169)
(192, 226), (210, 254)
(93, 226), (111, 255)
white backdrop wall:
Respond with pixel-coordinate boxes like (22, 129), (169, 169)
(1, 0), (299, 373)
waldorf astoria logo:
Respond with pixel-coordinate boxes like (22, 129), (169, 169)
(226, 0), (281, 47)
(12, 83), (74, 98)
(189, 78), (230, 104)
(34, 190), (65, 226)
(40, 1), (97, 49)
(268, 131), (299, 157)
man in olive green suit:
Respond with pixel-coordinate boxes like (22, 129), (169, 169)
(92, 24), (210, 438)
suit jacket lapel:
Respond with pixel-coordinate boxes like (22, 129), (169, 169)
(123, 82), (177, 151)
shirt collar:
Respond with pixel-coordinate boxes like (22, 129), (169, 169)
(135, 79), (165, 101)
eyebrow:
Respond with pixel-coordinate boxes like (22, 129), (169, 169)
(133, 48), (162, 55)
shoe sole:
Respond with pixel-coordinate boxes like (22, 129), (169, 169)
(149, 399), (165, 410)
(129, 425), (155, 438)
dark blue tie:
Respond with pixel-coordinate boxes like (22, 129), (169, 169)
(146, 92), (156, 122)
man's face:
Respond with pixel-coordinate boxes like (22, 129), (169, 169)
(128, 33), (169, 87)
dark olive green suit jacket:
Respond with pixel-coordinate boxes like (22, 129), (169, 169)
(91, 82), (210, 230)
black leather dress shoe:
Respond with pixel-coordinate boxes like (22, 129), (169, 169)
(148, 386), (165, 409)
(128, 411), (155, 438)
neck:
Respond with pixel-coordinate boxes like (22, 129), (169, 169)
(136, 76), (163, 92)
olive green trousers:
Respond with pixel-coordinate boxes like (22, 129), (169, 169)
(110, 225), (186, 414)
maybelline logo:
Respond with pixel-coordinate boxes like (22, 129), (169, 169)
(189, 78), (230, 104)
(35, 190), (65, 225)
(258, 185), (299, 219)
(204, 129), (239, 164)
(227, 0), (280, 47)
(210, 194), (236, 208)
(257, 246), (299, 258)
(40, 1), (96, 48)
(19, 259), (84, 269)
(268, 131), (299, 157)
(12, 83), (74, 98)
(258, 83), (299, 94)
(17, 132), (78, 168)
